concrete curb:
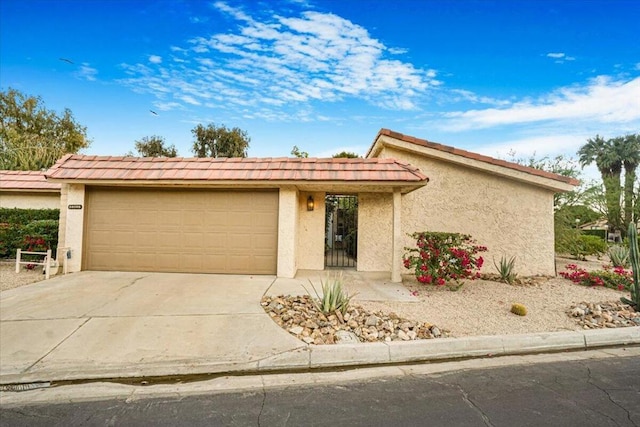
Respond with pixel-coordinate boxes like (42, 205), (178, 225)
(1, 327), (638, 386)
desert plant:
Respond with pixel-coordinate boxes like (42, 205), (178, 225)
(303, 274), (355, 315)
(493, 255), (517, 284)
(608, 245), (630, 268)
(621, 223), (639, 309)
(403, 232), (487, 287)
(560, 264), (632, 291)
(510, 303), (527, 316)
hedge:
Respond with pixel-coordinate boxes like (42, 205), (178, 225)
(0, 208), (60, 258)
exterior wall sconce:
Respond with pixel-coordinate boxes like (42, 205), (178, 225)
(307, 195), (315, 211)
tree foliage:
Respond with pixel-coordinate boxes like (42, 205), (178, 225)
(578, 134), (640, 232)
(290, 145), (308, 158)
(191, 123), (250, 158)
(0, 88), (90, 170)
(133, 135), (177, 157)
(332, 151), (360, 158)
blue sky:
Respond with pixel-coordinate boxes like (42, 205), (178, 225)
(1, 0), (639, 171)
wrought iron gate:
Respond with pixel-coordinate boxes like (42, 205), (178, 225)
(325, 195), (357, 268)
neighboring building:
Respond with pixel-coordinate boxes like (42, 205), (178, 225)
(0, 170), (61, 209)
(45, 129), (577, 280)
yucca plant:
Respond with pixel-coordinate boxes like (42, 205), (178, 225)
(493, 255), (517, 284)
(608, 245), (630, 268)
(303, 274), (355, 315)
(621, 223), (639, 309)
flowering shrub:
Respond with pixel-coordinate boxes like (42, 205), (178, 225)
(21, 236), (49, 263)
(559, 264), (632, 291)
(403, 232), (487, 287)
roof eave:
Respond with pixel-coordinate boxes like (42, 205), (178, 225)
(369, 131), (578, 193)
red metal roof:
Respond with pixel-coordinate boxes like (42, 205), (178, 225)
(45, 155), (428, 183)
(372, 129), (580, 186)
(0, 170), (61, 191)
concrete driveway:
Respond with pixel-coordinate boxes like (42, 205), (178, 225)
(0, 272), (306, 384)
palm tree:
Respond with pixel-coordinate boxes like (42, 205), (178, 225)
(578, 135), (623, 233)
(618, 134), (640, 228)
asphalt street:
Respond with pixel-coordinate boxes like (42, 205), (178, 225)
(2, 353), (639, 427)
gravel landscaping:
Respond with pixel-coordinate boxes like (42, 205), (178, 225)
(0, 262), (47, 292)
(263, 255), (639, 344)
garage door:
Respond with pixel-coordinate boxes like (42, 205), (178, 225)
(84, 187), (279, 274)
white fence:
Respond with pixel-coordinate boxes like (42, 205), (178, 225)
(15, 249), (51, 280)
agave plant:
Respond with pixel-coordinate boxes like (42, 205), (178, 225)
(621, 223), (639, 309)
(608, 245), (630, 268)
(493, 255), (517, 284)
(303, 273), (355, 315)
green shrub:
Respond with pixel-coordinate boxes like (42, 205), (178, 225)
(580, 235), (607, 257)
(583, 229), (607, 240)
(0, 208), (59, 258)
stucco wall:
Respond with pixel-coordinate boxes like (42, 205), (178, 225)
(297, 191), (325, 270)
(380, 147), (556, 276)
(0, 192), (60, 209)
(277, 187), (298, 278)
(357, 192), (393, 272)
(63, 184), (86, 273)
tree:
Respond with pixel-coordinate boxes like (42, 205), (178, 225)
(290, 145), (308, 158)
(332, 151), (360, 158)
(0, 88), (90, 170)
(617, 134), (640, 228)
(191, 123), (249, 158)
(133, 135), (177, 157)
(578, 135), (623, 233)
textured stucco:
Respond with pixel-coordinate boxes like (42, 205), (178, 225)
(0, 192), (60, 209)
(277, 187), (298, 278)
(357, 193), (393, 272)
(63, 184), (86, 273)
(380, 147), (556, 276)
(297, 192), (325, 270)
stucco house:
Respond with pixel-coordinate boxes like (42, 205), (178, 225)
(45, 129), (577, 281)
(0, 170), (61, 209)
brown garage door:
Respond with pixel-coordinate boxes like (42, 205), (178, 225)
(84, 187), (279, 274)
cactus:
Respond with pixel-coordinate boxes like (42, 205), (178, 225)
(510, 303), (527, 316)
(621, 223), (639, 309)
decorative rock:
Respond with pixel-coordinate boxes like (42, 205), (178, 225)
(335, 330), (360, 344)
(261, 294), (448, 345)
(365, 315), (380, 327)
(289, 326), (304, 335)
(397, 330), (410, 341)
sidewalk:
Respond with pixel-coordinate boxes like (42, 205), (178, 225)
(0, 271), (639, 386)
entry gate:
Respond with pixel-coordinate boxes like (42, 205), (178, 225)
(325, 195), (357, 268)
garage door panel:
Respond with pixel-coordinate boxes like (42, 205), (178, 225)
(85, 188), (278, 274)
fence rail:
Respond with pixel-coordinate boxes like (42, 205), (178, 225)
(15, 249), (51, 280)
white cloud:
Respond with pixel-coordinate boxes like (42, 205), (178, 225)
(76, 63), (98, 81)
(635, 62), (640, 70)
(449, 89), (511, 107)
(119, 2), (437, 119)
(149, 55), (162, 64)
(440, 76), (640, 131)
(546, 52), (575, 63)
(388, 47), (408, 55)
(476, 134), (587, 159)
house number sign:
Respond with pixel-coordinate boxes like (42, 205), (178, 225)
(68, 204), (83, 210)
